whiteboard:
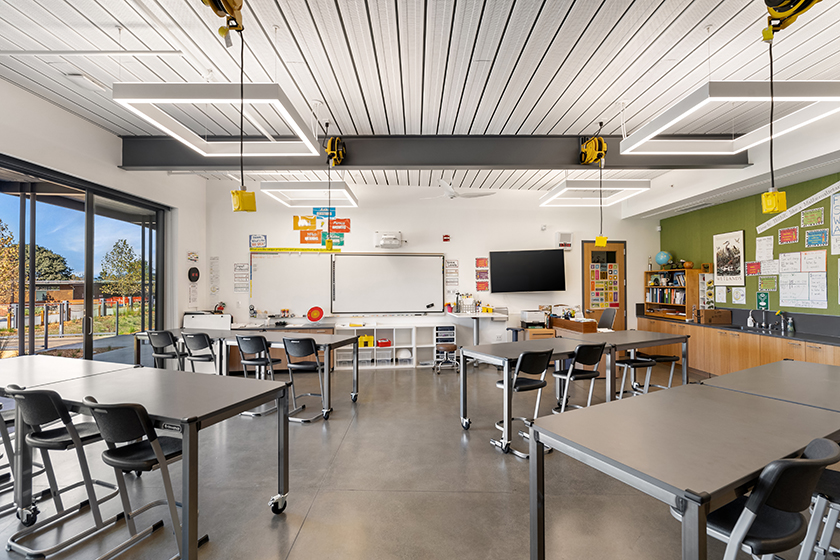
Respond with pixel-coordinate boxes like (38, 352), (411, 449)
(331, 254), (444, 314)
(250, 253), (332, 315)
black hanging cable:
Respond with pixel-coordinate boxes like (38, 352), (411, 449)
(599, 158), (604, 236)
(769, 41), (775, 193)
(238, 29), (244, 190)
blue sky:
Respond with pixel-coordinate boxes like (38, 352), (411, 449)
(0, 195), (145, 277)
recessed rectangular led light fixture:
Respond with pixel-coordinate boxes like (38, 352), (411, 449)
(261, 181), (358, 208)
(113, 82), (319, 157)
(539, 179), (650, 207)
(620, 81), (840, 155)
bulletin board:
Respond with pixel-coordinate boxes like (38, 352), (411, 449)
(660, 172), (840, 315)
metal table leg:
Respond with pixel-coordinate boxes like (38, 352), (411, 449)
(13, 407), (33, 522)
(605, 346), (616, 402)
(269, 388), (289, 515)
(681, 495), (708, 560)
(133, 336), (141, 366)
(460, 352), (469, 429)
(181, 422), (199, 560)
(472, 317), (480, 346)
(215, 338), (226, 375)
(322, 344), (332, 418)
(491, 360), (512, 453)
(682, 339), (689, 385)
(529, 429), (545, 560)
(351, 341), (359, 402)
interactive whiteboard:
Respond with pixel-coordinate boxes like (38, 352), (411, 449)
(331, 254), (444, 314)
(250, 252), (332, 315)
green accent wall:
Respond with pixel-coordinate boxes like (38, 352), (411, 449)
(660, 172), (840, 315)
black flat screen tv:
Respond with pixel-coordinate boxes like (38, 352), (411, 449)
(489, 249), (566, 293)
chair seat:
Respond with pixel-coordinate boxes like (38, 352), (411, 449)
(241, 357), (283, 367)
(554, 368), (600, 381)
(152, 351), (180, 360)
(616, 358), (656, 368)
(636, 352), (679, 363)
(437, 344), (457, 352)
(101, 436), (183, 472)
(1, 409), (15, 427)
(706, 495), (807, 556)
(288, 361), (320, 372)
(186, 355), (214, 362)
(496, 377), (547, 392)
(26, 422), (101, 451)
(815, 469), (840, 501)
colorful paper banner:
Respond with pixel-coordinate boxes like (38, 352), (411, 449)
(801, 207), (825, 227)
(313, 207), (336, 218)
(293, 216), (317, 230)
(329, 218), (351, 233)
(745, 262), (761, 276)
(779, 226), (799, 245)
(805, 228), (829, 248)
(300, 230), (322, 244)
(321, 231), (344, 246)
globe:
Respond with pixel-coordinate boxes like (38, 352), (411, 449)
(655, 251), (672, 266)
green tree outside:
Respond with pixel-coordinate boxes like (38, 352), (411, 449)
(100, 239), (141, 300)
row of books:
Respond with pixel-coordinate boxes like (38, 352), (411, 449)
(646, 288), (686, 304)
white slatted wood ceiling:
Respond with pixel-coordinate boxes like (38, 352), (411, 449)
(2, 0), (839, 189)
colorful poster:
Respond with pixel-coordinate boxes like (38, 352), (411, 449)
(805, 228), (829, 248)
(801, 207), (825, 227)
(476, 281), (489, 292)
(833, 194), (840, 255)
(475, 257), (489, 269)
(329, 218), (351, 233)
(713, 230), (744, 286)
(779, 226), (799, 245)
(758, 276), (778, 292)
(321, 231), (345, 246)
(249, 234), (267, 248)
(757, 292), (770, 310)
(745, 262), (761, 276)
(293, 216), (317, 230)
(476, 270), (489, 280)
(313, 207), (336, 218)
(300, 230), (322, 244)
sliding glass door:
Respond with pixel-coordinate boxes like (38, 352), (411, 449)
(0, 176), (165, 362)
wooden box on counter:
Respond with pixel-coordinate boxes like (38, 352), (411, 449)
(549, 317), (597, 334)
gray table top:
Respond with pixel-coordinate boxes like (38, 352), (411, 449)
(0, 355), (136, 391)
(225, 331), (357, 347)
(702, 360), (840, 413)
(533, 384), (840, 502)
(44, 367), (288, 426)
(558, 329), (688, 349)
(460, 338), (582, 362)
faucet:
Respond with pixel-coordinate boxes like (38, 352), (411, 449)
(761, 310), (767, 329)
(776, 310), (786, 332)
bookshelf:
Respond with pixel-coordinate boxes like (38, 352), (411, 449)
(644, 269), (700, 320)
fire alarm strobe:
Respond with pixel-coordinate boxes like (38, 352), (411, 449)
(443, 235), (450, 242)
(188, 267), (200, 282)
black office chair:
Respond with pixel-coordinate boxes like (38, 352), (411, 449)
(147, 331), (185, 370)
(0, 409), (52, 517)
(5, 385), (119, 559)
(236, 335), (283, 418)
(597, 308), (617, 331)
(801, 469), (840, 560)
(491, 350), (553, 459)
(552, 343), (606, 414)
(671, 438), (840, 560)
(283, 337), (327, 422)
(182, 332), (217, 373)
(84, 397), (205, 560)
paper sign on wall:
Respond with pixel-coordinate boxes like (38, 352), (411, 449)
(732, 287), (746, 305)
(779, 253), (801, 273)
(715, 286), (728, 304)
(321, 232), (344, 246)
(780, 272), (828, 309)
(329, 218), (351, 233)
(757, 292), (770, 310)
(755, 236), (774, 262)
(760, 260), (780, 275)
(476, 281), (489, 292)
(758, 276), (778, 292)
(300, 230), (322, 244)
(249, 234), (267, 248)
(779, 226), (799, 245)
(805, 229), (829, 248)
(746, 262), (761, 276)
(801, 249), (827, 272)
(294, 216), (317, 230)
(313, 207), (336, 218)
(801, 207), (825, 227)
(233, 263), (249, 272)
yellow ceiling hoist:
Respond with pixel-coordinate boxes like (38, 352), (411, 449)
(580, 124), (609, 247)
(201, 0), (244, 47)
(325, 137), (346, 166)
(762, 0), (821, 43)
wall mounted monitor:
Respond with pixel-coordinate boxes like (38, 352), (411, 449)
(489, 249), (566, 293)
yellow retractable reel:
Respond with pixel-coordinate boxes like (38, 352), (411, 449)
(325, 137), (346, 166)
(762, 0), (821, 42)
(580, 136), (607, 165)
(201, 0), (244, 46)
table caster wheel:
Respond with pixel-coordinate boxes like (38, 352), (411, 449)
(351, 393), (358, 402)
(502, 444), (511, 454)
(323, 410), (330, 420)
(17, 506), (38, 527)
(269, 495), (287, 515)
(461, 418), (470, 430)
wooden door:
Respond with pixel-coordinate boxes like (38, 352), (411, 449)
(581, 240), (626, 330)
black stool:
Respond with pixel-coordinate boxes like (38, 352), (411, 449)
(616, 357), (656, 398)
(636, 351), (679, 390)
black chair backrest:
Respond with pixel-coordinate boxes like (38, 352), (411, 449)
(515, 350), (554, 376)
(236, 335), (269, 357)
(748, 438), (840, 514)
(598, 308), (616, 329)
(283, 338), (318, 359)
(183, 332), (212, 353)
(6, 384), (71, 427)
(148, 331), (177, 351)
(572, 343), (606, 368)
(84, 398), (157, 444)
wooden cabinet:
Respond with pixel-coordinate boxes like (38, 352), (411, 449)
(686, 324), (706, 373)
(805, 343), (839, 365)
(759, 337), (805, 365)
(525, 328), (557, 340)
(726, 331), (762, 374)
(703, 329), (728, 376)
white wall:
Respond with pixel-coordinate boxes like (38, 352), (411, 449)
(206, 181), (660, 343)
(0, 79), (208, 326)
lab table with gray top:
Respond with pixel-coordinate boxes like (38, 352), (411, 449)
(558, 330), (690, 401)
(702, 359), (840, 412)
(8, 359), (289, 560)
(529, 383), (840, 560)
(459, 338), (582, 453)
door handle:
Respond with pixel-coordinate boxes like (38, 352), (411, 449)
(585, 309), (592, 313)
(86, 316), (93, 335)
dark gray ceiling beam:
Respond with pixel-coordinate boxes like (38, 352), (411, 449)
(120, 135), (749, 171)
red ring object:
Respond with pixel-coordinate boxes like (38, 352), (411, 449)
(307, 306), (324, 322)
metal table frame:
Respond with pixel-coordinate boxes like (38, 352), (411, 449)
(458, 339), (581, 452)
(8, 361), (289, 560)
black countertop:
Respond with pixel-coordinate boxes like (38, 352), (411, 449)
(644, 315), (840, 348)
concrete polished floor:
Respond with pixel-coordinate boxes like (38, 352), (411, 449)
(0, 362), (815, 559)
